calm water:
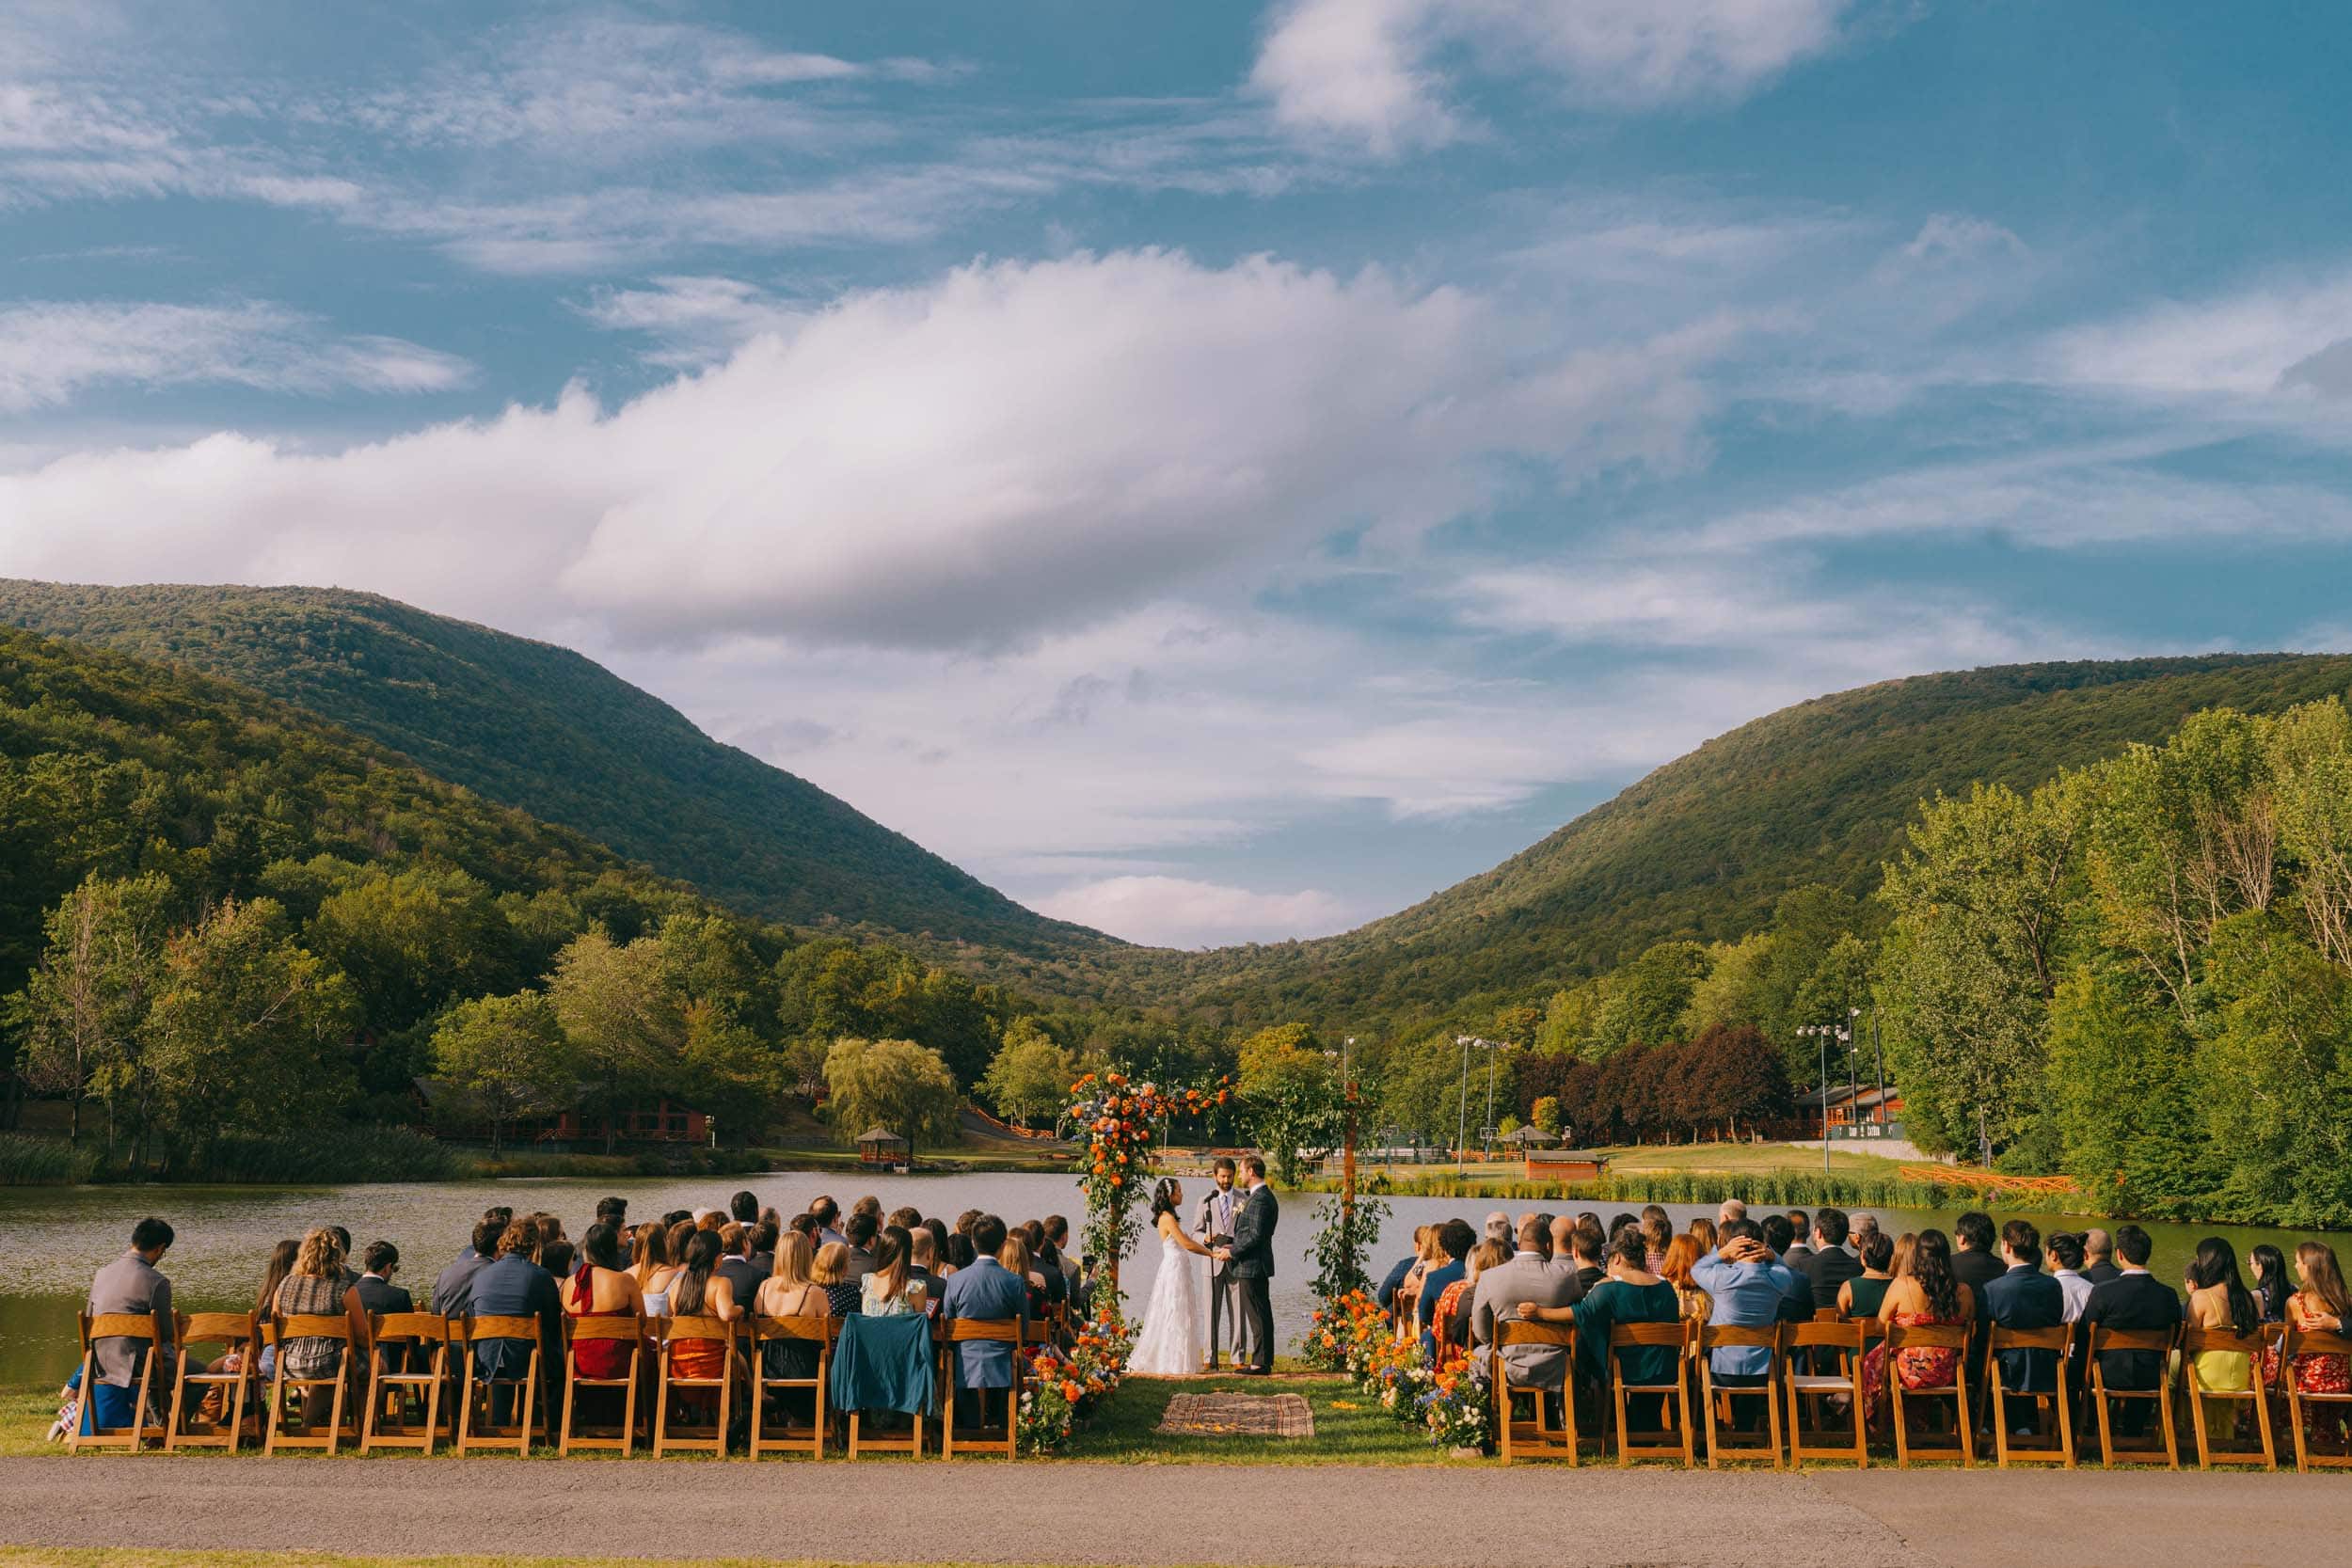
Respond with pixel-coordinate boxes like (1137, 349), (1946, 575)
(2, 1171), (2340, 1386)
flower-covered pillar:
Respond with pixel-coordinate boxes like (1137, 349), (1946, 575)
(1064, 1070), (1232, 1323)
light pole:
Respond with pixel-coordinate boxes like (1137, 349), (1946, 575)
(1483, 1039), (1501, 1163)
(1869, 1006), (1886, 1133)
(1847, 1007), (1861, 1136)
(1454, 1035), (1473, 1177)
(1796, 1020), (1853, 1177)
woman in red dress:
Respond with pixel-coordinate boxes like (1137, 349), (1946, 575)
(2289, 1243), (2352, 1446)
(1860, 1227), (1973, 1423)
(564, 1222), (644, 1382)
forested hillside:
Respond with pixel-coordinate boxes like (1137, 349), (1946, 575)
(1153, 656), (2352, 1032)
(0, 580), (1110, 960)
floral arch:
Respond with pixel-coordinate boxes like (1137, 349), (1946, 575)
(1064, 1070), (1232, 1320)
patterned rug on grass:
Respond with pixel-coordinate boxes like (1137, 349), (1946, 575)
(1155, 1391), (1316, 1438)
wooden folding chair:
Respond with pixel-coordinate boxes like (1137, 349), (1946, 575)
(941, 1318), (1023, 1459)
(1785, 1319), (1867, 1467)
(453, 1314), (542, 1456)
(67, 1311), (164, 1453)
(264, 1314), (358, 1455)
(1697, 1324), (1783, 1468)
(361, 1312), (452, 1454)
(2182, 1324), (2275, 1470)
(2085, 1324), (2179, 1469)
(1884, 1321), (1972, 1467)
(166, 1311), (255, 1453)
(847, 1316), (946, 1460)
(1492, 1322), (1583, 1465)
(2284, 1326), (2352, 1472)
(745, 1314), (832, 1460)
(654, 1315), (736, 1457)
(1987, 1325), (2074, 1467)
(559, 1315), (645, 1456)
(1608, 1320), (1692, 1466)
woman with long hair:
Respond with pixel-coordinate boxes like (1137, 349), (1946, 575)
(1639, 1207), (1675, 1275)
(274, 1227), (369, 1393)
(662, 1228), (742, 1418)
(752, 1230), (830, 1419)
(1687, 1216), (1718, 1256)
(1860, 1227), (1971, 1421)
(2290, 1243), (2352, 1443)
(1658, 1233), (1712, 1323)
(1129, 1178), (1216, 1376)
(999, 1232), (1048, 1318)
(922, 1217), (956, 1278)
(565, 1222), (644, 1383)
(628, 1222), (669, 1291)
(1434, 1241), (1504, 1360)
(2185, 1237), (2259, 1440)
(861, 1226), (921, 1317)
(1889, 1231), (1917, 1284)
(1391, 1226), (1440, 1343)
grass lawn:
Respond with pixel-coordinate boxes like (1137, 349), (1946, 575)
(0, 1373), (1464, 1467)
(1591, 1142), (1907, 1178)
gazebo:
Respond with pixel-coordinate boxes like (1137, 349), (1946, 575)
(855, 1125), (912, 1166)
(1497, 1124), (1561, 1148)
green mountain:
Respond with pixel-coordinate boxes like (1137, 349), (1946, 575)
(1151, 654), (2352, 1029)
(0, 580), (1108, 958)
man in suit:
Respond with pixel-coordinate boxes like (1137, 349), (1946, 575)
(941, 1214), (1029, 1425)
(1759, 1214), (1813, 1323)
(1471, 1215), (1583, 1394)
(432, 1220), (505, 1316)
(840, 1212), (880, 1287)
(1782, 1211), (1815, 1278)
(1216, 1155), (1279, 1375)
(80, 1217), (188, 1431)
(2081, 1228), (2122, 1285)
(1983, 1219), (2064, 1430)
(2077, 1224), (2183, 1436)
(1196, 1157), (1248, 1370)
(354, 1241), (412, 1315)
(1950, 1211), (2004, 1389)
(466, 1220), (564, 1430)
(1808, 1209), (1863, 1310)
(716, 1224), (764, 1303)
(1044, 1215), (1082, 1304)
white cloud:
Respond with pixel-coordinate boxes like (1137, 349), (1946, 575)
(0, 299), (469, 410)
(2039, 271), (2352, 401)
(1251, 0), (1859, 153)
(0, 248), (1739, 649)
(1900, 213), (2026, 263)
(572, 276), (808, 366)
(1033, 875), (1358, 947)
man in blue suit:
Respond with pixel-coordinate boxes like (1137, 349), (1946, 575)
(1984, 1218), (2066, 1433)
(940, 1212), (1028, 1427)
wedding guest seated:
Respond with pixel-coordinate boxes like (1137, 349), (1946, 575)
(1692, 1220), (1799, 1425)
(326, 1227), (363, 1289)
(2077, 1224), (2181, 1437)
(2046, 1232), (2093, 1322)
(1687, 1216), (1718, 1257)
(1984, 1219), (2063, 1426)
(662, 1229), (745, 1416)
(1837, 1230), (1895, 1322)
(716, 1224), (763, 1302)
(539, 1240), (574, 1281)
(564, 1222), (644, 1385)
(1046, 1215), (1081, 1301)
(2184, 1236), (2259, 1443)
(841, 1212), (881, 1286)
(729, 1190), (760, 1227)
(754, 1232), (831, 1421)
(815, 1242), (863, 1317)
(434, 1220), (503, 1316)
(1438, 1242), (1502, 1357)
(1529, 1227), (1678, 1429)
(1567, 1217), (1608, 1296)
(1639, 1207), (1674, 1275)
(1717, 1198), (1747, 1227)
(2288, 1243), (2352, 1443)
(1862, 1228), (1974, 1425)
(355, 1241), (411, 1315)
(1471, 1215), (1581, 1387)
(73, 1217), (190, 1432)
(922, 1217), (956, 1280)
(1027, 1220), (1071, 1307)
(469, 1220), (564, 1422)
(941, 1214), (1028, 1427)
(1418, 1220), (1476, 1359)
(946, 1231), (977, 1272)
(1658, 1234), (1711, 1325)
(595, 1196), (628, 1245)
(888, 1205), (923, 1232)
(1783, 1211), (1814, 1276)
(864, 1227), (926, 1317)
(1757, 1214), (1813, 1323)
(1376, 1227), (1428, 1319)
(274, 1228), (370, 1417)
(628, 1222), (669, 1294)
(1851, 1212), (1883, 1256)
(905, 1227), (946, 1308)
(1000, 1231), (1052, 1319)
(1952, 1210), (2002, 1385)
(1808, 1209), (1862, 1310)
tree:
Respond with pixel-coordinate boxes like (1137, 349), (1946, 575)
(302, 865), (520, 1034)
(1530, 1095), (1562, 1135)
(546, 929), (677, 1151)
(1235, 1022), (1346, 1184)
(823, 1037), (961, 1157)
(9, 874), (171, 1153)
(981, 1020), (1078, 1128)
(431, 991), (574, 1152)
(143, 898), (360, 1163)
(1590, 942), (1708, 1055)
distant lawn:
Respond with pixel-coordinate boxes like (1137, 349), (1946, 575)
(1338, 1141), (1907, 1195)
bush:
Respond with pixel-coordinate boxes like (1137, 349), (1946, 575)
(181, 1125), (460, 1184)
(0, 1133), (102, 1185)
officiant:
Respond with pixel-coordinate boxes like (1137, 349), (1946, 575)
(1194, 1155), (1250, 1370)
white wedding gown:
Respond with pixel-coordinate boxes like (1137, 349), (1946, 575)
(1128, 1229), (1210, 1376)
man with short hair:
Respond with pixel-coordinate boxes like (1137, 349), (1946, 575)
(716, 1224), (763, 1301)
(941, 1213), (1028, 1423)
(2081, 1227), (2122, 1285)
(1044, 1215), (1080, 1302)
(2046, 1232), (2093, 1322)
(1807, 1209), (1862, 1310)
(1951, 1211), (2003, 1387)
(808, 1196), (845, 1247)
(906, 1227), (945, 1307)
(1218, 1154), (1279, 1376)
(467, 1220), (565, 1429)
(728, 1190), (760, 1227)
(433, 1220), (505, 1315)
(1566, 1217), (1607, 1295)
(1984, 1219), (2064, 1429)
(1528, 1213), (1555, 1260)
(1692, 1220), (1798, 1429)
(355, 1242), (412, 1315)
(2078, 1224), (2182, 1436)
(1197, 1157), (1248, 1370)
(80, 1217), (187, 1432)
(1718, 1198), (1747, 1227)
(745, 1220), (778, 1278)
(595, 1196), (628, 1237)
(1758, 1214), (1813, 1323)
(1471, 1215), (1583, 1395)
(1783, 1212), (1814, 1275)
(841, 1212), (881, 1286)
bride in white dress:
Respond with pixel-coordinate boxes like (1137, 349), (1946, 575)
(1127, 1177), (1216, 1377)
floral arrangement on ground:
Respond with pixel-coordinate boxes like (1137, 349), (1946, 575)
(1317, 1287), (1491, 1452)
(1016, 1307), (1136, 1453)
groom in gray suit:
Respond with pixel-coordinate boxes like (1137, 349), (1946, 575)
(1216, 1154), (1279, 1376)
(1195, 1156), (1250, 1370)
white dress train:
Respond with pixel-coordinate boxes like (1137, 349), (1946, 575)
(1128, 1230), (1210, 1376)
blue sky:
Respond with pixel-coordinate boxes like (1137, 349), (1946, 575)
(6, 1), (2352, 946)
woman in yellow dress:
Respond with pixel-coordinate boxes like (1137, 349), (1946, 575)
(2185, 1236), (2258, 1441)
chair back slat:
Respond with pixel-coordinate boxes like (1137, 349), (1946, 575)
(2182, 1326), (2265, 1357)
(1989, 1324), (2069, 1352)
(564, 1314), (644, 1342)
(87, 1312), (160, 1341)
(947, 1318), (1020, 1343)
(749, 1313), (831, 1342)
(661, 1314), (731, 1343)
(1700, 1324), (1780, 1350)
(1611, 1322), (1688, 1348)
(179, 1311), (252, 1344)
(462, 1314), (541, 1341)
(1885, 1322), (1967, 1352)
(1788, 1321), (1864, 1350)
(1497, 1321), (1578, 1348)
(2090, 1326), (2177, 1354)
(373, 1312), (448, 1342)
(278, 1313), (350, 1341)
(2286, 1327), (2352, 1359)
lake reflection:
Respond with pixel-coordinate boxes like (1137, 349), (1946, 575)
(2, 1171), (2341, 1386)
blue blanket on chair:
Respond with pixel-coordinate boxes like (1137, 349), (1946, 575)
(829, 1314), (936, 1417)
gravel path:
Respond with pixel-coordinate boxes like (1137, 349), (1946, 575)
(5, 1456), (2348, 1566)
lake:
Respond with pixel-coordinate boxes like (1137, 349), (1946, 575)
(2, 1170), (2340, 1387)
